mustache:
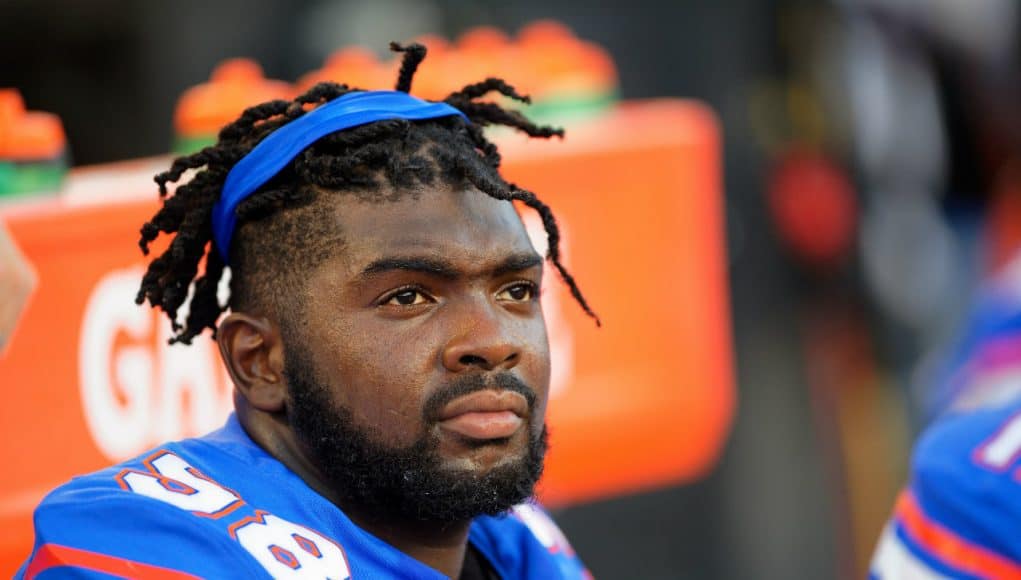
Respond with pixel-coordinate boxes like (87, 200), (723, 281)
(422, 373), (537, 423)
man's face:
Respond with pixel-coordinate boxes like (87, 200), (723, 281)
(280, 185), (551, 521)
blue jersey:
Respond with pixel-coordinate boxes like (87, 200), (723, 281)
(871, 261), (1021, 579)
(870, 400), (1021, 579)
(16, 415), (590, 579)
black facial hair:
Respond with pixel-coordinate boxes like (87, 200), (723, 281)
(282, 338), (548, 523)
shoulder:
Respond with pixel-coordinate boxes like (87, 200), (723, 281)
(911, 400), (1021, 515)
(471, 503), (591, 580)
(21, 466), (265, 579)
(21, 439), (360, 580)
(871, 401), (1021, 578)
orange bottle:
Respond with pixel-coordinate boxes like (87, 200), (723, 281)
(398, 34), (453, 100)
(296, 46), (392, 94)
(516, 20), (618, 122)
(0, 89), (67, 197)
(454, 26), (517, 93)
(173, 59), (293, 154)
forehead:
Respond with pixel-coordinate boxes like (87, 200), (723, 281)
(330, 187), (537, 264)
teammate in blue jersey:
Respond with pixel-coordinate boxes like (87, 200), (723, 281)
(18, 42), (598, 579)
(870, 259), (1021, 578)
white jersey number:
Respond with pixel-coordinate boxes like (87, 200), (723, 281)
(117, 450), (350, 578)
(116, 451), (241, 516)
(231, 512), (351, 579)
(975, 411), (1021, 471)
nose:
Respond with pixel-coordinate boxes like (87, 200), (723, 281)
(441, 305), (523, 373)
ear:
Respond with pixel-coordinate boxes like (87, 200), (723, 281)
(217, 312), (287, 413)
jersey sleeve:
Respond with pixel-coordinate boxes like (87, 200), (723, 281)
(870, 405), (1021, 579)
(16, 485), (267, 580)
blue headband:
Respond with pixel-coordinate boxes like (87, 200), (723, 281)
(210, 90), (469, 262)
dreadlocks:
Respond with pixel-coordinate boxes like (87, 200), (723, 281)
(136, 42), (599, 345)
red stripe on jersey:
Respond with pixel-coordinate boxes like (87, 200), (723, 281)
(24, 543), (201, 579)
(896, 490), (1021, 579)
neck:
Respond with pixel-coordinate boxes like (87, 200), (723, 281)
(238, 407), (472, 579)
(342, 508), (473, 579)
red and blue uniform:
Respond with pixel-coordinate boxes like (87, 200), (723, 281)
(871, 262), (1021, 579)
(16, 415), (590, 579)
(871, 401), (1021, 579)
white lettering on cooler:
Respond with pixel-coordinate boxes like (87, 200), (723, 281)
(79, 266), (234, 461)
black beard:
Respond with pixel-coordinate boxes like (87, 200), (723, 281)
(283, 340), (547, 523)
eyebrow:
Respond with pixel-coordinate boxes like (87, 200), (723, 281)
(491, 253), (544, 277)
(359, 252), (543, 280)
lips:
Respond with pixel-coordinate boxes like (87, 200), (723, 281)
(437, 390), (528, 440)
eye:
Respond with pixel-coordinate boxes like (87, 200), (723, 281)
(382, 288), (431, 306)
(497, 282), (538, 302)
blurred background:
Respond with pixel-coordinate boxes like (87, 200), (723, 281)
(4, 0), (1021, 578)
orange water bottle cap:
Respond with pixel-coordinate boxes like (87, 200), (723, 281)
(517, 20), (577, 48)
(453, 26), (524, 94)
(297, 47), (390, 93)
(457, 26), (510, 53)
(174, 58), (294, 138)
(0, 89), (66, 160)
(517, 22), (617, 100)
(387, 35), (453, 100)
(556, 41), (618, 93)
(411, 34), (452, 56)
